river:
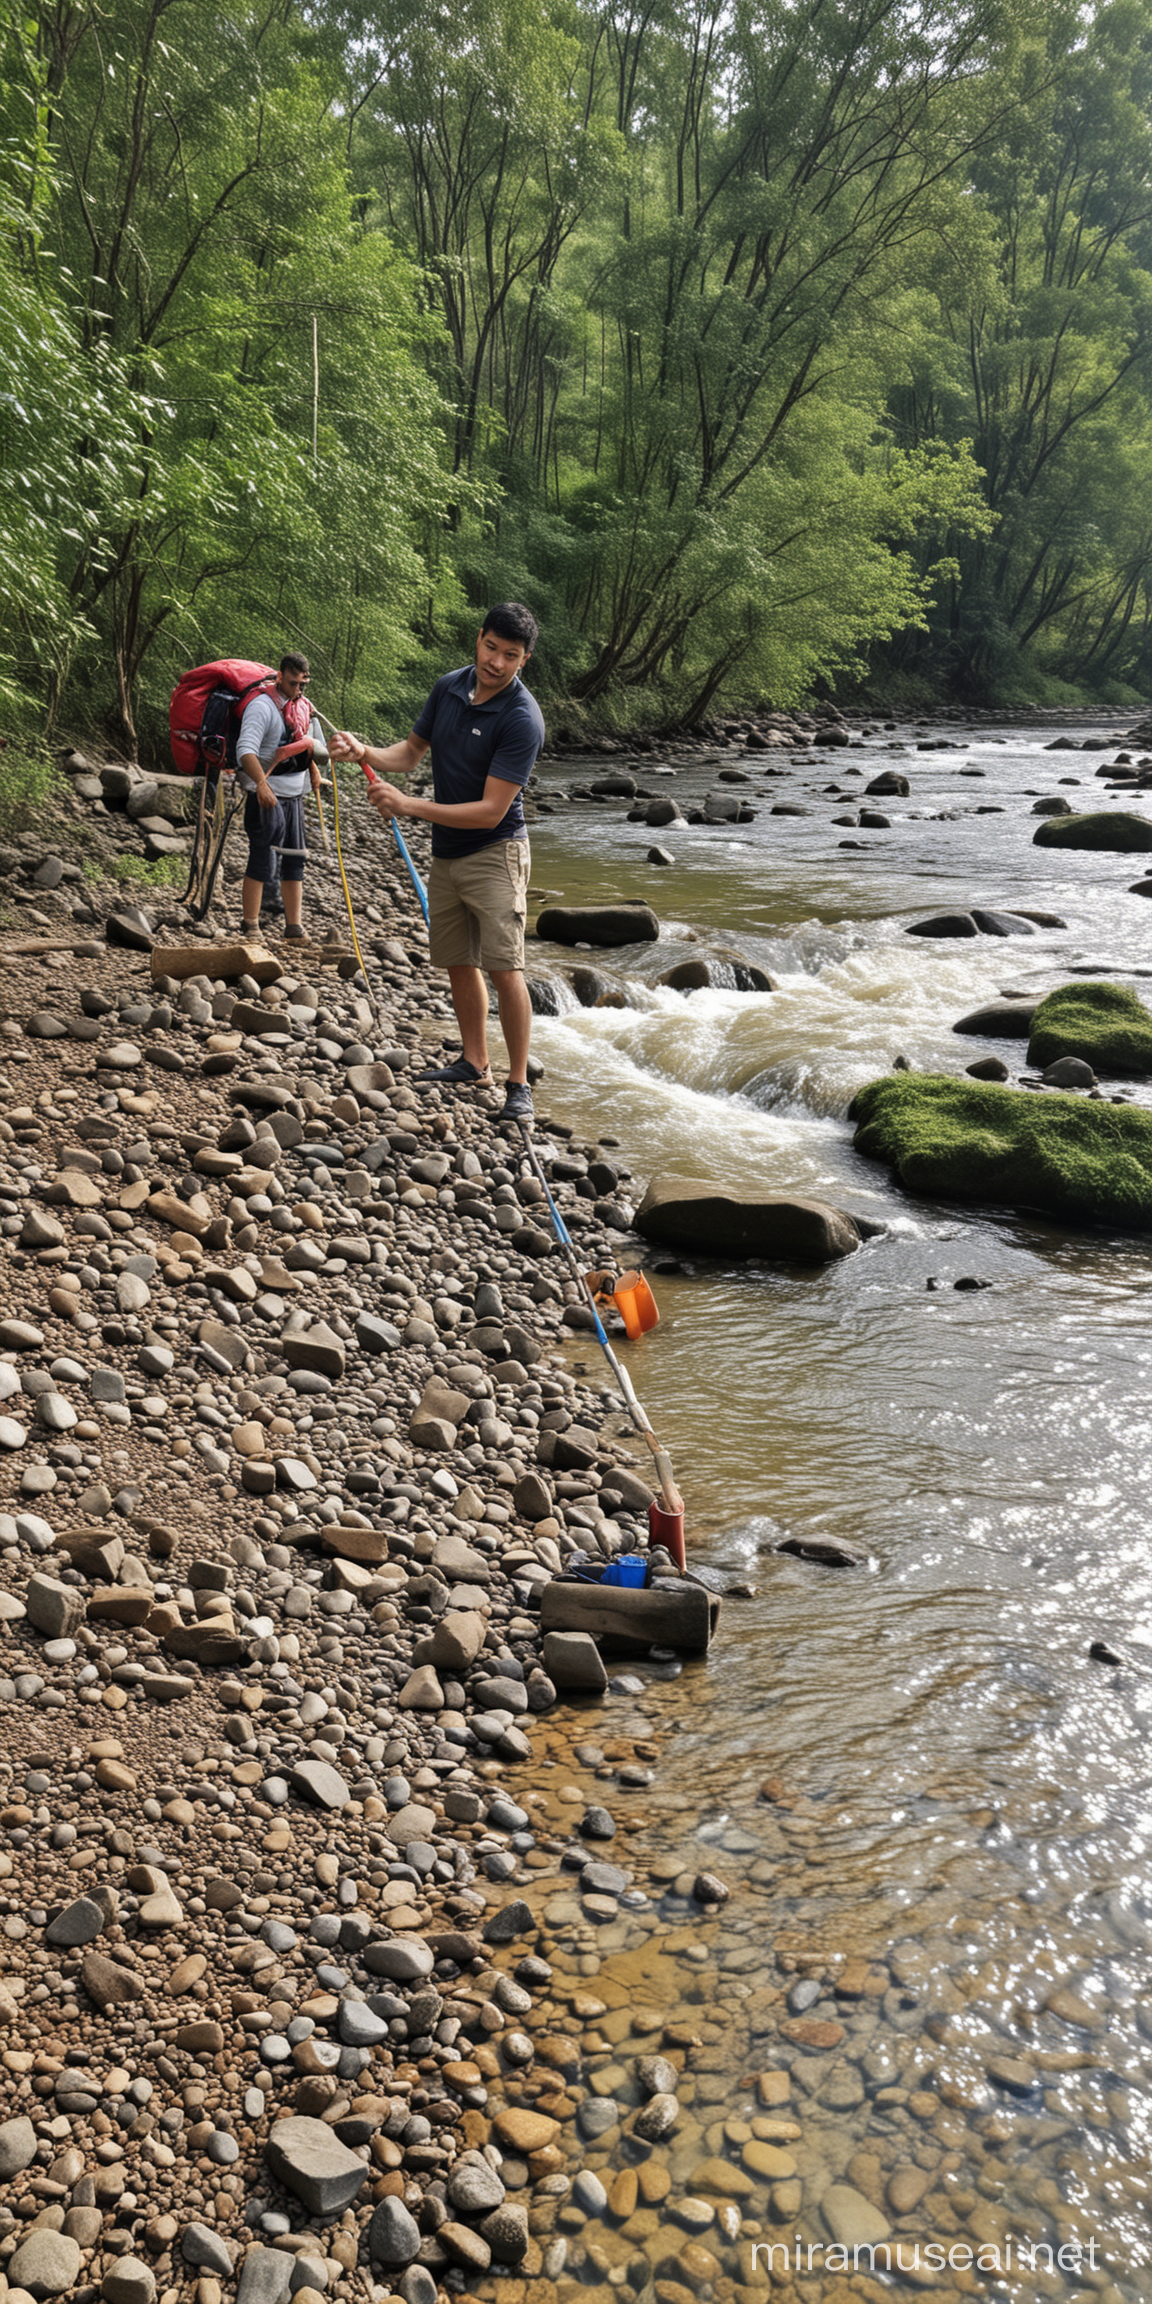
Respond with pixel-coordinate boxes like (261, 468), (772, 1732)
(492, 714), (1152, 2302)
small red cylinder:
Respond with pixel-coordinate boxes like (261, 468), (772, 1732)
(649, 1497), (686, 1573)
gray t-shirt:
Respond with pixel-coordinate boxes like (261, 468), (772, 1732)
(237, 691), (322, 798)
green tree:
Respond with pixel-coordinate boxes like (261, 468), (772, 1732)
(25, 0), (459, 749)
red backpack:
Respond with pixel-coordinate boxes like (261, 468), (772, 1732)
(169, 659), (310, 776)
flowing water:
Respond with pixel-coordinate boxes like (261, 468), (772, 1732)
(494, 719), (1152, 2299)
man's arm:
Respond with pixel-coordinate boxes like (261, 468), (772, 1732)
(368, 773), (522, 832)
(238, 696), (277, 810)
(330, 730), (428, 779)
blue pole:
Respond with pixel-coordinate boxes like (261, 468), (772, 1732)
(392, 819), (430, 927)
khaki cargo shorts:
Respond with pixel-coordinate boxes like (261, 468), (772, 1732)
(428, 839), (530, 973)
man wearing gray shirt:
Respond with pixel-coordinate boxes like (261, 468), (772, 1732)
(237, 652), (324, 940)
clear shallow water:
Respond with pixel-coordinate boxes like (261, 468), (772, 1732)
(494, 720), (1152, 2297)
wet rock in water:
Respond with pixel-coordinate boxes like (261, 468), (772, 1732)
(865, 769), (910, 795)
(632, 2090), (679, 2140)
(1034, 809), (1152, 852)
(774, 1531), (864, 1567)
(906, 911), (979, 937)
(493, 2106), (561, 2153)
(580, 1802), (616, 1839)
(1033, 795), (1073, 813)
(967, 1056), (1010, 1081)
(1042, 1054), (1097, 1089)
(568, 964), (615, 1004)
(851, 1067), (1152, 1229)
(1027, 981), (1152, 1079)
(635, 1176), (860, 1262)
(821, 2184), (890, 2248)
(692, 1870), (729, 1902)
(482, 1898), (535, 1946)
(970, 907), (1036, 936)
(659, 955), (778, 994)
(1089, 1638), (1125, 1667)
(536, 901), (660, 946)
(953, 999), (1037, 1037)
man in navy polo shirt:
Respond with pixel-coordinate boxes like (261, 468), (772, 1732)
(330, 603), (544, 1124)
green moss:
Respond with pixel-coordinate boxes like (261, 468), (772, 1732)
(850, 1072), (1152, 1230)
(1032, 810), (1152, 852)
(1027, 981), (1152, 1078)
(84, 854), (185, 889)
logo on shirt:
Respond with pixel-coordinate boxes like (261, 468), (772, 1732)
(472, 726), (481, 737)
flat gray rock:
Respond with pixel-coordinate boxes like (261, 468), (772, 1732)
(265, 2115), (368, 2215)
(180, 2222), (235, 2274)
(45, 1895), (104, 1948)
(288, 1758), (349, 1811)
(368, 2196), (422, 2268)
(237, 2248), (293, 2304)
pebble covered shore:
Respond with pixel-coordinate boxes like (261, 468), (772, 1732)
(0, 782), (729, 2304)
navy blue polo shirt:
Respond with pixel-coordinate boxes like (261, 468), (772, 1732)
(413, 666), (545, 858)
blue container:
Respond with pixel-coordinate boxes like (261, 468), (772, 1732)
(602, 1554), (648, 1589)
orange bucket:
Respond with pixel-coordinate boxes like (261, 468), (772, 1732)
(611, 1268), (659, 1341)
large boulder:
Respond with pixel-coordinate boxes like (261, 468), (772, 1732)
(1033, 810), (1152, 852)
(905, 912), (979, 937)
(952, 998), (1037, 1038)
(850, 1071), (1152, 1230)
(635, 1177), (860, 1261)
(1026, 981), (1152, 1079)
(536, 902), (659, 947)
(970, 908), (1035, 936)
(659, 955), (778, 994)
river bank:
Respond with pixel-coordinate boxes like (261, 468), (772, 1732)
(0, 789), (730, 2304)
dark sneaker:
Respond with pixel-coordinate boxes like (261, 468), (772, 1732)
(499, 1080), (534, 1125)
(418, 1055), (492, 1085)
(284, 923), (306, 940)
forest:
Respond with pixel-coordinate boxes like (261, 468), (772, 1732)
(4, 0), (1152, 752)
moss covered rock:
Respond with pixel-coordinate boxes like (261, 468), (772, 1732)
(1026, 981), (1152, 1078)
(1032, 810), (1152, 852)
(849, 1072), (1152, 1230)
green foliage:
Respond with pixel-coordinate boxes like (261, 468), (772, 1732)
(8, 0), (1152, 727)
(85, 853), (186, 888)
(850, 1070), (1152, 1231)
(10, 0), (463, 752)
(1026, 982), (1152, 1077)
(1032, 811), (1152, 852)
(883, 0), (1152, 695)
(0, 743), (66, 833)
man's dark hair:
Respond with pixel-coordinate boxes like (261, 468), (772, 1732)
(481, 602), (538, 654)
(280, 650), (310, 677)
